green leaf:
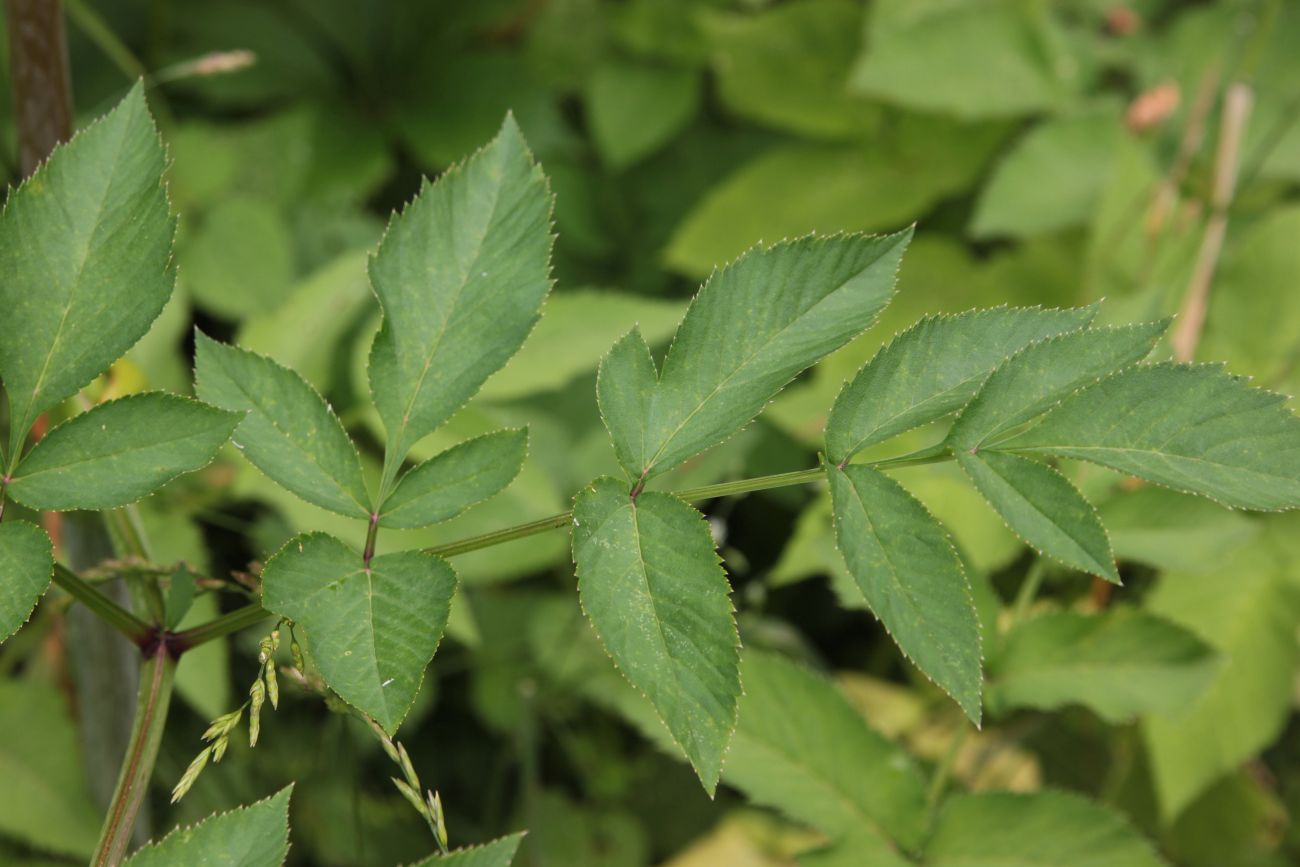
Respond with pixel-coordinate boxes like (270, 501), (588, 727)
(379, 429), (527, 529)
(824, 461), (981, 722)
(600, 231), (910, 482)
(0, 84), (175, 457)
(971, 106), (1123, 239)
(0, 679), (102, 858)
(178, 196), (294, 319)
(408, 832), (526, 867)
(123, 785), (293, 867)
(586, 61), (699, 169)
(948, 321), (1168, 451)
(849, 0), (1073, 119)
(1099, 487), (1259, 574)
(1142, 524), (1300, 819)
(480, 289), (686, 400)
(957, 451), (1117, 582)
(700, 0), (876, 139)
(368, 115), (553, 467)
(987, 608), (1218, 723)
(999, 363), (1300, 510)
(925, 791), (1164, 867)
(0, 521), (53, 642)
(261, 534), (457, 733)
(665, 118), (1006, 278)
(725, 650), (927, 862)
(571, 477), (740, 793)
(7, 394), (240, 511)
(194, 332), (370, 518)
(824, 305), (1098, 463)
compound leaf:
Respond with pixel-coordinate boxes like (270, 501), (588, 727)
(825, 461), (981, 722)
(948, 321), (1167, 451)
(600, 230), (910, 482)
(261, 534), (457, 734)
(925, 791), (1164, 867)
(571, 477), (740, 793)
(0, 521), (53, 643)
(824, 305), (1097, 463)
(725, 650), (927, 862)
(0, 84), (175, 457)
(123, 786), (292, 867)
(958, 450), (1117, 582)
(7, 394), (239, 511)
(999, 363), (1300, 510)
(194, 332), (370, 518)
(987, 608), (1218, 723)
(379, 428), (527, 529)
(368, 115), (553, 466)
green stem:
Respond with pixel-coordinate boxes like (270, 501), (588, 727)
(177, 450), (959, 649)
(91, 644), (177, 867)
(926, 723), (969, 813)
(52, 563), (152, 645)
(1012, 558), (1048, 625)
(171, 603), (271, 653)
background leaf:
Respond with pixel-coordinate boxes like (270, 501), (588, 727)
(987, 608), (1218, 723)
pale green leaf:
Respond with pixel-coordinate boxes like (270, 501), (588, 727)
(123, 786), (292, 867)
(368, 115), (553, 465)
(261, 534), (457, 733)
(178, 196), (294, 319)
(849, 0), (1073, 118)
(600, 231), (910, 482)
(379, 429), (527, 529)
(407, 832), (525, 867)
(1099, 487), (1258, 574)
(7, 393), (240, 511)
(957, 451), (1117, 582)
(987, 608), (1218, 723)
(700, 0), (876, 139)
(824, 461), (981, 722)
(0, 84), (175, 455)
(194, 332), (370, 518)
(725, 650), (927, 862)
(0, 680), (101, 858)
(0, 521), (53, 642)
(971, 107), (1123, 239)
(665, 118), (1006, 277)
(948, 321), (1168, 451)
(999, 363), (1300, 510)
(925, 791), (1164, 867)
(824, 305), (1097, 463)
(586, 61), (699, 169)
(480, 289), (685, 400)
(571, 477), (740, 793)
(1143, 522), (1300, 819)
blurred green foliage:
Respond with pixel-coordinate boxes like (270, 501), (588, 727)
(4, 0), (1300, 864)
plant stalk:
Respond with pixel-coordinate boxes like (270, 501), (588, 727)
(178, 450), (959, 650)
(91, 643), (177, 867)
(52, 563), (153, 645)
